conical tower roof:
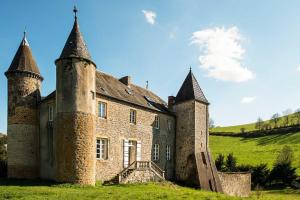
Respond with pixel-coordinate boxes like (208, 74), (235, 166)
(6, 33), (42, 78)
(175, 69), (209, 104)
(59, 9), (92, 61)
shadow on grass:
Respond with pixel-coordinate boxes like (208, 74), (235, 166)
(240, 132), (300, 146)
(0, 178), (59, 186)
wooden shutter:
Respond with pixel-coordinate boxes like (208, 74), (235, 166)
(136, 141), (142, 161)
(123, 139), (129, 168)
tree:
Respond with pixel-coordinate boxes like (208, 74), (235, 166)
(270, 113), (280, 128)
(282, 109), (293, 126)
(215, 154), (225, 171)
(274, 145), (294, 166)
(269, 146), (297, 186)
(240, 127), (246, 133)
(209, 118), (215, 129)
(225, 153), (237, 172)
(294, 108), (300, 124)
(0, 135), (7, 161)
(255, 117), (264, 130)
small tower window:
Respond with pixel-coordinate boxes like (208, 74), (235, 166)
(154, 115), (160, 129)
(48, 106), (54, 122)
(130, 109), (136, 124)
(201, 152), (207, 165)
(166, 145), (171, 161)
(98, 102), (107, 119)
(153, 144), (159, 161)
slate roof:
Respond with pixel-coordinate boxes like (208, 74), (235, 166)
(59, 17), (92, 61)
(43, 71), (171, 114)
(5, 35), (42, 77)
(175, 70), (209, 105)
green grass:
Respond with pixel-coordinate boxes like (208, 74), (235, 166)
(210, 132), (300, 175)
(211, 113), (299, 133)
(0, 180), (299, 200)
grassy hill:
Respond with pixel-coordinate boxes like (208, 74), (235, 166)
(211, 113), (300, 133)
(0, 180), (299, 200)
(209, 131), (300, 175)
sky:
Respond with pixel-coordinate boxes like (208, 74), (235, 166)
(1, 0), (300, 133)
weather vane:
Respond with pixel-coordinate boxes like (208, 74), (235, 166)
(73, 5), (78, 18)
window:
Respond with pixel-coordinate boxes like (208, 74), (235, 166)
(166, 145), (171, 161)
(167, 120), (172, 131)
(98, 102), (107, 118)
(130, 109), (136, 124)
(154, 115), (160, 129)
(96, 138), (108, 160)
(153, 144), (159, 161)
(48, 105), (54, 122)
(201, 152), (207, 165)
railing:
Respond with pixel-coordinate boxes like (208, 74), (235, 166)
(150, 161), (165, 179)
(118, 161), (165, 183)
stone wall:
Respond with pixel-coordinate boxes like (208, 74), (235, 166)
(95, 95), (175, 182)
(218, 172), (251, 197)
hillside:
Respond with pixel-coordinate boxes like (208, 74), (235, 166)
(209, 131), (300, 175)
(211, 113), (300, 133)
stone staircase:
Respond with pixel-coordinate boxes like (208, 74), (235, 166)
(107, 161), (165, 184)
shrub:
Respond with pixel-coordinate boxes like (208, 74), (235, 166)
(225, 153), (237, 172)
(0, 160), (7, 178)
(269, 163), (297, 186)
(274, 145), (293, 166)
(215, 154), (225, 171)
(251, 164), (270, 188)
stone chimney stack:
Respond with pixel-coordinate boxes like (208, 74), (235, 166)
(119, 76), (131, 86)
(168, 96), (175, 109)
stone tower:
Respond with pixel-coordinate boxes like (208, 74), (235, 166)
(5, 33), (43, 178)
(172, 69), (222, 192)
(55, 8), (97, 185)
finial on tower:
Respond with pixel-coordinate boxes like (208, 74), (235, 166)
(189, 66), (192, 72)
(23, 26), (27, 38)
(73, 5), (78, 18)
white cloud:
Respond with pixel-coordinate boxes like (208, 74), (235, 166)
(169, 32), (175, 39)
(296, 65), (300, 72)
(191, 26), (254, 82)
(241, 96), (256, 104)
(142, 10), (156, 25)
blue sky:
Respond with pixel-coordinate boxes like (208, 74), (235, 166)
(1, 0), (300, 133)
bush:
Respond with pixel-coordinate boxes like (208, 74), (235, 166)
(269, 163), (297, 186)
(0, 160), (7, 178)
(215, 154), (225, 171)
(251, 164), (270, 188)
(225, 153), (237, 172)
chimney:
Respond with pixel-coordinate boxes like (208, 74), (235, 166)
(168, 96), (175, 109)
(119, 76), (131, 86)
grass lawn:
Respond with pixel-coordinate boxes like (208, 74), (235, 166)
(210, 132), (300, 175)
(0, 179), (299, 200)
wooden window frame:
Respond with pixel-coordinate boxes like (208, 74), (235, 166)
(154, 115), (160, 129)
(130, 109), (136, 124)
(48, 105), (54, 122)
(98, 101), (107, 119)
(153, 144), (160, 161)
(96, 138), (108, 160)
(166, 145), (171, 161)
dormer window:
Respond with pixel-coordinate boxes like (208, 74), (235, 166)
(48, 105), (54, 122)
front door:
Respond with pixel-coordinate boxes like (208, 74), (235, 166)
(128, 140), (137, 165)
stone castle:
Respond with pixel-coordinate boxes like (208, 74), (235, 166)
(5, 8), (251, 195)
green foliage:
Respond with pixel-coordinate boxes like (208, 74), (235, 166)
(274, 145), (294, 166)
(225, 153), (237, 172)
(251, 164), (270, 188)
(269, 163), (297, 186)
(215, 154), (225, 171)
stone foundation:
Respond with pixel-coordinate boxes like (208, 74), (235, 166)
(55, 112), (95, 185)
(218, 172), (251, 197)
(122, 169), (162, 184)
